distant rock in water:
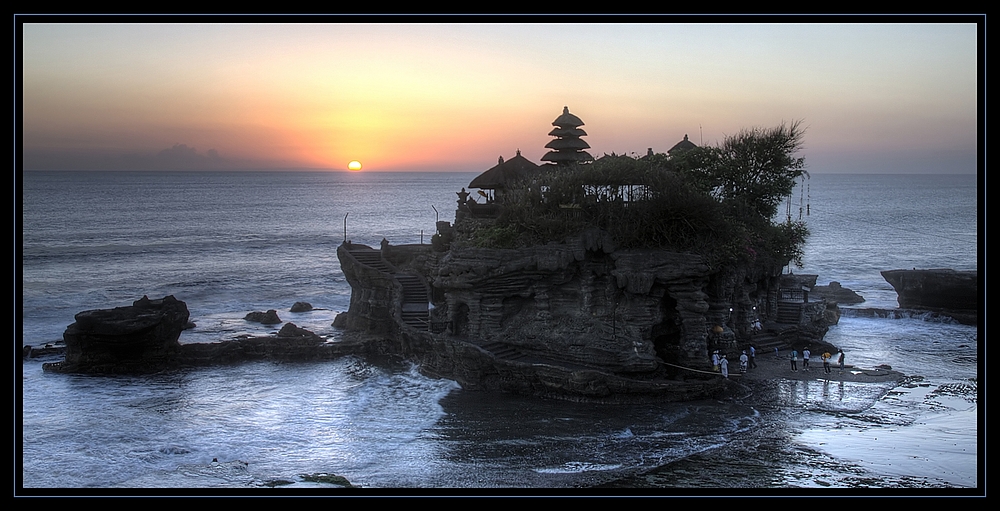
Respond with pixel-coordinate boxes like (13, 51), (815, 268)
(290, 302), (313, 313)
(881, 269), (978, 311)
(811, 281), (864, 305)
(245, 310), (282, 324)
(277, 322), (320, 339)
(36, 297), (376, 372)
(45, 295), (189, 374)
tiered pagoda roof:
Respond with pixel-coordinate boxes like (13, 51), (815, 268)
(541, 106), (594, 165)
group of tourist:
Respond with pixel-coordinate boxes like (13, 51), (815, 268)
(711, 345), (757, 379)
(791, 347), (845, 374)
(822, 349), (846, 374)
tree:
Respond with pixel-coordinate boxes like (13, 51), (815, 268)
(694, 120), (807, 220)
(459, 121), (810, 269)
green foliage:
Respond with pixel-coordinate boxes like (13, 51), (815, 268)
(465, 224), (524, 249)
(687, 120), (807, 220)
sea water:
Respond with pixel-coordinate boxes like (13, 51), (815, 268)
(19, 171), (979, 491)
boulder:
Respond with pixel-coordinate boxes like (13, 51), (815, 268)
(277, 322), (320, 338)
(46, 295), (189, 373)
(245, 310), (282, 324)
(290, 302), (313, 313)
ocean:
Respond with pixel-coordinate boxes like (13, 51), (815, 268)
(19, 170), (979, 492)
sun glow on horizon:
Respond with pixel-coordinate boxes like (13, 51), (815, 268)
(20, 23), (979, 174)
(348, 160), (362, 171)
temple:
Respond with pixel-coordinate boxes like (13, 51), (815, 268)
(334, 107), (833, 402)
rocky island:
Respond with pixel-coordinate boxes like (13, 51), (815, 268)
(333, 109), (840, 401)
(34, 109), (852, 403)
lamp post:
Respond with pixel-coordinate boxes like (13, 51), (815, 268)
(432, 205), (440, 238)
(343, 212), (349, 243)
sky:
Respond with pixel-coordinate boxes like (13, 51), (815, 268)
(19, 19), (981, 174)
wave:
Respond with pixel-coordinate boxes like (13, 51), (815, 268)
(840, 308), (964, 323)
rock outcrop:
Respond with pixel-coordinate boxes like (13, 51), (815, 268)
(881, 269), (978, 310)
(335, 229), (838, 402)
(46, 295), (189, 374)
(290, 302), (313, 313)
(811, 281), (864, 305)
(40, 298), (383, 373)
(245, 310), (282, 324)
(880, 268), (978, 325)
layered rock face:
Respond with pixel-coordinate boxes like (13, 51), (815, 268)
(50, 295), (189, 373)
(426, 237), (715, 374)
(881, 269), (978, 310)
(334, 227), (825, 400)
(880, 269), (978, 324)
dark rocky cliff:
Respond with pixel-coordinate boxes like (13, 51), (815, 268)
(335, 228), (836, 401)
(881, 268), (978, 325)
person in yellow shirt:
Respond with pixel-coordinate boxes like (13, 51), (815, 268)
(821, 351), (832, 374)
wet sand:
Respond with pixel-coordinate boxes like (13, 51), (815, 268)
(590, 353), (973, 491)
(737, 349), (904, 385)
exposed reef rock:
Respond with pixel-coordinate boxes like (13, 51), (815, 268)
(277, 322), (318, 338)
(41, 297), (382, 373)
(881, 269), (978, 310)
(244, 310), (282, 324)
(334, 233), (838, 402)
(881, 269), (978, 325)
(46, 295), (189, 374)
(811, 281), (864, 305)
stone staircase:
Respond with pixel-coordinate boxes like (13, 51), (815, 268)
(748, 332), (783, 353)
(346, 245), (429, 331)
(478, 341), (528, 362)
(349, 248), (392, 273)
(776, 301), (802, 324)
(396, 274), (429, 330)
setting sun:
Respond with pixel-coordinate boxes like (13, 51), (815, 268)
(348, 160), (362, 171)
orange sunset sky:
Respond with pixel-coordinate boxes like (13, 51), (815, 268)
(19, 20), (980, 174)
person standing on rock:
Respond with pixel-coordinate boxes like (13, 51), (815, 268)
(749, 345), (757, 369)
(802, 347), (811, 371)
(790, 349), (799, 372)
(739, 351), (748, 374)
(720, 354), (729, 379)
(712, 350), (721, 372)
(837, 350), (845, 374)
(822, 351), (832, 374)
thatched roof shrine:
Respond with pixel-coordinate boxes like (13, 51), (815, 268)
(667, 134), (698, 155)
(469, 150), (540, 190)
